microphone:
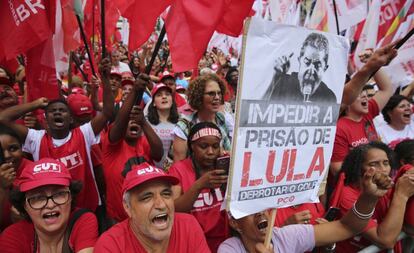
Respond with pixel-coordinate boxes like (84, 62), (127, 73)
(303, 84), (312, 102)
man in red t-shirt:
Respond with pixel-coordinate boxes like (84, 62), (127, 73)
(0, 59), (114, 211)
(102, 75), (163, 221)
(94, 162), (210, 253)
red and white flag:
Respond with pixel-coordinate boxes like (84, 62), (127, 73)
(0, 0), (52, 60)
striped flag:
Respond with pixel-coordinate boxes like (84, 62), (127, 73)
(353, 0), (381, 69)
(379, 0), (414, 46)
(307, 0), (335, 33)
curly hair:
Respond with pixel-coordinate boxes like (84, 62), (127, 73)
(187, 74), (226, 111)
(381, 94), (412, 124)
(341, 142), (395, 186)
(9, 181), (83, 220)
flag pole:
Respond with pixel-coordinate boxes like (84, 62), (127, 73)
(92, 0), (95, 54)
(76, 15), (97, 77)
(264, 209), (277, 248)
(368, 27), (414, 79)
(145, 24), (166, 75)
(101, 0), (106, 58)
(332, 0), (340, 35)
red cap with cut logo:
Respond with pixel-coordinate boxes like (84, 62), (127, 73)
(122, 162), (179, 194)
(18, 158), (72, 192)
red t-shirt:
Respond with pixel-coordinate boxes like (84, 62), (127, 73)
(168, 158), (229, 253)
(0, 210), (98, 253)
(333, 184), (400, 253)
(331, 99), (380, 163)
(94, 213), (211, 253)
(101, 127), (152, 221)
(38, 127), (100, 211)
(91, 144), (103, 167)
(393, 165), (414, 226)
(1, 158), (33, 230)
(274, 203), (325, 227)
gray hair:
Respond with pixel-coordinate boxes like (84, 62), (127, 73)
(299, 33), (329, 66)
(123, 191), (131, 207)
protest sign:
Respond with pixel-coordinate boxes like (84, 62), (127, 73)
(226, 17), (349, 219)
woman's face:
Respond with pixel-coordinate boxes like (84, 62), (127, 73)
(153, 89), (173, 111)
(24, 185), (71, 236)
(133, 57), (140, 67)
(362, 148), (391, 176)
(349, 90), (369, 115)
(202, 80), (222, 113)
(0, 134), (23, 170)
(191, 135), (221, 169)
(231, 212), (269, 244)
(388, 99), (412, 126)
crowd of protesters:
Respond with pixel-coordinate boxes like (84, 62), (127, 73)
(0, 37), (414, 253)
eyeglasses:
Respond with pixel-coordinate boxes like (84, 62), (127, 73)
(26, 191), (71, 210)
(204, 91), (222, 98)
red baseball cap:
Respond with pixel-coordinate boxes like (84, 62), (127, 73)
(18, 158), (72, 192)
(160, 71), (175, 82)
(151, 83), (172, 97)
(122, 162), (179, 194)
(121, 72), (135, 86)
(67, 93), (93, 116)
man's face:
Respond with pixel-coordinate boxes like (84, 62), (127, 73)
(124, 180), (174, 242)
(0, 85), (18, 109)
(297, 46), (328, 94)
(45, 102), (72, 132)
(111, 51), (120, 66)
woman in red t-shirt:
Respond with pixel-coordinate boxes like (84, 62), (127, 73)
(0, 158), (98, 253)
(169, 122), (229, 253)
(331, 142), (414, 253)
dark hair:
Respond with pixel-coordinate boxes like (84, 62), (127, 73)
(225, 67), (238, 84)
(363, 84), (375, 91)
(187, 122), (222, 154)
(187, 74), (226, 111)
(341, 142), (395, 185)
(381, 94), (412, 124)
(394, 139), (414, 166)
(147, 91), (179, 125)
(9, 181), (83, 220)
(121, 156), (148, 177)
(299, 33), (329, 66)
(0, 123), (23, 145)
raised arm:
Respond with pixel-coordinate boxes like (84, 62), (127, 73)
(313, 168), (393, 247)
(341, 43), (398, 108)
(0, 98), (48, 142)
(108, 74), (147, 143)
(131, 106), (163, 162)
(90, 59), (114, 135)
(361, 169), (414, 249)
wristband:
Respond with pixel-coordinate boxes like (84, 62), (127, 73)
(352, 202), (375, 220)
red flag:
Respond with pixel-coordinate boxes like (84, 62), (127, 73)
(61, 0), (81, 52)
(0, 0), (52, 60)
(124, 0), (172, 51)
(216, 0), (255, 36)
(166, 0), (253, 72)
(26, 38), (59, 101)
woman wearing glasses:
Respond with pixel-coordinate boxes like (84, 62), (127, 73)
(0, 158), (99, 253)
(172, 74), (234, 161)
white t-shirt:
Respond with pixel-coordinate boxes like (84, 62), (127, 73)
(149, 121), (175, 169)
(218, 225), (315, 253)
(377, 123), (414, 145)
(23, 122), (100, 161)
(112, 62), (131, 73)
